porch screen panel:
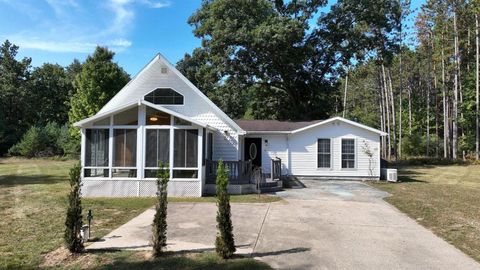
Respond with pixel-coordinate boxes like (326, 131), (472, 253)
(145, 129), (170, 167)
(207, 133), (213, 160)
(85, 129), (109, 166)
(113, 129), (137, 167)
(341, 139), (355, 168)
(174, 129), (198, 167)
(186, 130), (198, 167)
(174, 130), (185, 167)
(317, 139), (331, 168)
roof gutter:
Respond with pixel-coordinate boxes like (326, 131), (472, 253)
(244, 131), (292, 135)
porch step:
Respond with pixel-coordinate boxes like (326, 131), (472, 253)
(259, 181), (278, 188)
(258, 181), (282, 193)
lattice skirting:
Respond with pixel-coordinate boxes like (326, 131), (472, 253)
(81, 179), (202, 197)
(204, 184), (255, 195)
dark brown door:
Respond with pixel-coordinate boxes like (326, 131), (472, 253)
(244, 137), (262, 167)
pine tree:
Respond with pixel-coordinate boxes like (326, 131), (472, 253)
(215, 160), (235, 259)
(152, 162), (169, 257)
(64, 162), (83, 253)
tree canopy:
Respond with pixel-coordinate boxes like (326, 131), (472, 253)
(177, 0), (401, 120)
(0, 40), (32, 153)
(68, 46), (130, 138)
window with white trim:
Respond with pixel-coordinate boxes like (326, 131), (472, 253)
(341, 138), (355, 169)
(317, 139), (331, 168)
(145, 88), (183, 105)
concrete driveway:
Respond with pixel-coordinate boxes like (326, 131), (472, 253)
(88, 181), (480, 270)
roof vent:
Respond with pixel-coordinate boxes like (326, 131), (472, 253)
(161, 67), (168, 74)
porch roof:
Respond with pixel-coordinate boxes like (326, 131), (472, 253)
(235, 119), (322, 133)
(235, 117), (387, 136)
(73, 99), (212, 129)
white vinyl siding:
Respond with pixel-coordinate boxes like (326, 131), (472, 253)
(288, 120), (381, 178)
(98, 56), (239, 161)
(255, 135), (288, 175)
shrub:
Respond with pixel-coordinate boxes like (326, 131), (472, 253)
(57, 124), (80, 157)
(152, 162), (169, 257)
(215, 160), (236, 258)
(392, 157), (468, 167)
(64, 162), (84, 253)
(8, 126), (47, 157)
(7, 122), (79, 157)
(42, 122), (63, 156)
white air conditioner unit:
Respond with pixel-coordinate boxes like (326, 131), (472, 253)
(381, 168), (398, 182)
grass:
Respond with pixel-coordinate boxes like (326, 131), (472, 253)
(370, 164), (480, 262)
(48, 250), (271, 270)
(0, 157), (274, 269)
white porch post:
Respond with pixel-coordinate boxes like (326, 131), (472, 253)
(169, 116), (174, 182)
(197, 127), (204, 197)
(137, 104), (146, 179)
(80, 128), (86, 178)
(108, 116), (113, 178)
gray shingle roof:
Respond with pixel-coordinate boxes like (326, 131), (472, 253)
(235, 119), (323, 132)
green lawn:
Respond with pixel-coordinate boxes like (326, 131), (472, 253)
(0, 158), (273, 269)
(371, 164), (480, 262)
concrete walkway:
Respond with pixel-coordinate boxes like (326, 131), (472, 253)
(87, 202), (268, 255)
(88, 181), (480, 270)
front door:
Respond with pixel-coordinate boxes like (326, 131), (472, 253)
(244, 137), (262, 168)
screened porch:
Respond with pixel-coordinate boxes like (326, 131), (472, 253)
(80, 103), (213, 183)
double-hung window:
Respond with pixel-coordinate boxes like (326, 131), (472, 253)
(317, 139), (331, 168)
(341, 138), (355, 169)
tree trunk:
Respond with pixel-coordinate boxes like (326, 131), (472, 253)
(378, 71), (386, 158)
(408, 82), (412, 136)
(399, 50), (403, 159)
(382, 64), (391, 160)
(343, 72), (348, 118)
(442, 31), (448, 158)
(434, 62), (439, 157)
(452, 11), (459, 159)
(427, 34), (432, 157)
(388, 69), (396, 159)
(476, 14), (479, 160)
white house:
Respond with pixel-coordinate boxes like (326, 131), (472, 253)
(74, 54), (387, 197)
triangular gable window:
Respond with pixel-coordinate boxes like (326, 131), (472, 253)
(145, 88), (184, 105)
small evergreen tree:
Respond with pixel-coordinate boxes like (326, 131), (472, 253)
(215, 160), (236, 258)
(8, 126), (47, 157)
(64, 162), (84, 253)
(152, 162), (169, 257)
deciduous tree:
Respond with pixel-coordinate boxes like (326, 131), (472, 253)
(68, 47), (129, 139)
